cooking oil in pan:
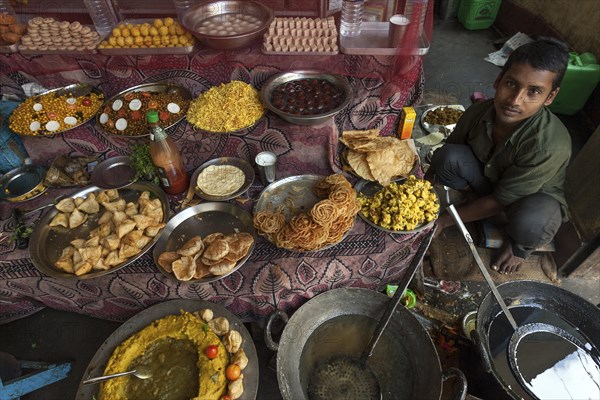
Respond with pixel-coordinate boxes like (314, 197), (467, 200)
(488, 306), (599, 400)
(513, 330), (600, 400)
(299, 314), (413, 400)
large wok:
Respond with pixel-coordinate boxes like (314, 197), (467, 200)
(265, 287), (467, 400)
(75, 299), (259, 400)
(472, 280), (600, 400)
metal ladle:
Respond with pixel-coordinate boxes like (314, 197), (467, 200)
(82, 365), (152, 385)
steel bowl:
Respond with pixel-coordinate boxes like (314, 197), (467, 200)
(0, 164), (47, 202)
(260, 70), (352, 126)
(181, 1), (273, 50)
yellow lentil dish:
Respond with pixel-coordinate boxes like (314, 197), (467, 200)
(358, 176), (439, 231)
(10, 91), (104, 136)
(186, 81), (265, 133)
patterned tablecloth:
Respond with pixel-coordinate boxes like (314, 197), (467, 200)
(0, 45), (428, 324)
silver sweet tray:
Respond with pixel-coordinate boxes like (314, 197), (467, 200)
(28, 182), (169, 279)
(190, 157), (255, 201)
(152, 202), (257, 284)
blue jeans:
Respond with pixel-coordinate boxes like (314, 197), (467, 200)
(429, 144), (562, 258)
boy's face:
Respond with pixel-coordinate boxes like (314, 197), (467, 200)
(493, 62), (559, 127)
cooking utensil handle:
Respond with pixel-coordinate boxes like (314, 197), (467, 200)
(82, 370), (135, 385)
(361, 226), (437, 362)
(471, 329), (492, 373)
(442, 367), (468, 400)
(264, 309), (289, 352)
(446, 205), (518, 331)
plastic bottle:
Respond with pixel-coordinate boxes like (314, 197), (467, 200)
(172, 0), (195, 23)
(340, 0), (364, 37)
(82, 0), (119, 38)
(147, 111), (189, 195)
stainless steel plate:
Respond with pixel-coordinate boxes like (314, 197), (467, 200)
(254, 174), (352, 251)
(421, 104), (465, 135)
(340, 145), (419, 182)
(28, 182), (169, 279)
(91, 156), (137, 189)
(9, 83), (104, 137)
(96, 82), (192, 137)
(0, 165), (48, 202)
(98, 46), (194, 56)
(354, 179), (438, 234)
(260, 70), (352, 126)
(190, 157), (255, 201)
(152, 202), (256, 284)
(75, 299), (259, 400)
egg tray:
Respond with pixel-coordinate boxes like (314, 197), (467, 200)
(262, 17), (339, 56)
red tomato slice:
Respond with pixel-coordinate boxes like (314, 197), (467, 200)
(130, 110), (142, 121)
(159, 111), (169, 121)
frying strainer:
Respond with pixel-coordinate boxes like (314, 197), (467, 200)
(306, 227), (437, 399)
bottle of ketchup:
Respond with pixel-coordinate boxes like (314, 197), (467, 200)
(147, 111), (188, 195)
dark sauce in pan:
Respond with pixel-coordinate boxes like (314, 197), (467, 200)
(488, 306), (600, 400)
(271, 79), (344, 115)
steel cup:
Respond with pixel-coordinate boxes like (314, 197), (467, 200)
(255, 151), (277, 185)
(388, 14), (410, 48)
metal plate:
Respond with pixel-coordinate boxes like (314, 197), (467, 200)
(98, 45), (194, 55)
(260, 70), (352, 126)
(253, 174), (352, 251)
(9, 83), (104, 137)
(75, 299), (259, 400)
(190, 157), (255, 201)
(0, 165), (48, 202)
(96, 82), (192, 137)
(421, 104), (465, 134)
(28, 182), (169, 279)
(354, 179), (438, 234)
(340, 145), (419, 182)
(91, 156), (137, 189)
(152, 202), (256, 284)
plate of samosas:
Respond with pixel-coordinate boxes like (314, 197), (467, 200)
(29, 182), (169, 279)
(152, 202), (256, 283)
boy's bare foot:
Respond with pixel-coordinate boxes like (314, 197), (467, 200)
(491, 241), (524, 274)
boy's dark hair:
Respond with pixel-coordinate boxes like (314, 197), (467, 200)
(502, 37), (569, 91)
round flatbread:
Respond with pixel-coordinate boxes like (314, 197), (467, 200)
(197, 165), (245, 197)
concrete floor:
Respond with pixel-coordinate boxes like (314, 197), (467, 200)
(1, 17), (598, 400)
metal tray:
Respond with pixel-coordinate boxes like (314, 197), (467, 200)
(152, 202), (256, 284)
(90, 155), (137, 189)
(75, 299), (259, 400)
(28, 182), (169, 279)
(253, 174), (353, 251)
(19, 47), (98, 55)
(190, 157), (255, 201)
(339, 145), (419, 182)
(0, 164), (47, 202)
(98, 45), (194, 56)
(96, 82), (192, 137)
(340, 22), (430, 56)
(9, 83), (104, 137)
(0, 43), (18, 53)
(354, 179), (438, 234)
(421, 104), (465, 135)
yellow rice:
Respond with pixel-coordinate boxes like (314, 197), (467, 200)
(186, 81), (264, 132)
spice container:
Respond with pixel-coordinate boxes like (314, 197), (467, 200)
(397, 106), (416, 139)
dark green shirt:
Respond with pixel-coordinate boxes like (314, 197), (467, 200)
(447, 99), (571, 215)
